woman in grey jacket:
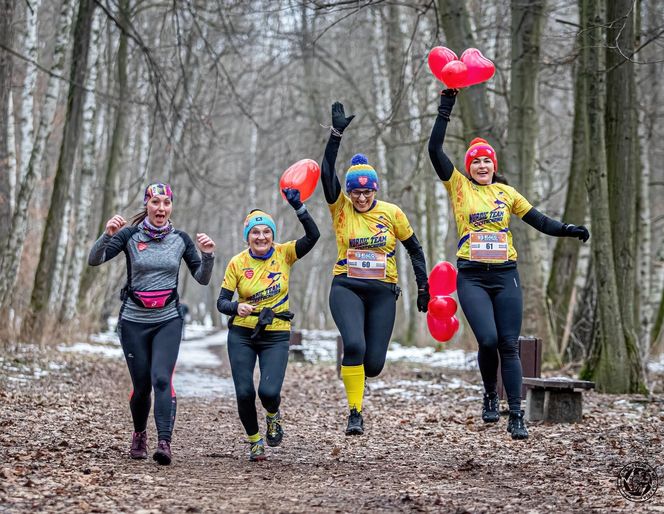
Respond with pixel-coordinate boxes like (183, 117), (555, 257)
(88, 182), (215, 465)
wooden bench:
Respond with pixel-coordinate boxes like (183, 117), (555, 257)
(497, 336), (543, 399)
(289, 330), (306, 362)
(523, 377), (595, 423)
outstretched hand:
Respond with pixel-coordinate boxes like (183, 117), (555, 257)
(438, 89), (458, 119)
(282, 188), (303, 211)
(331, 102), (355, 134)
(565, 224), (590, 243)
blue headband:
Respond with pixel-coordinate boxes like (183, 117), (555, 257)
(345, 154), (379, 193)
(243, 211), (277, 242)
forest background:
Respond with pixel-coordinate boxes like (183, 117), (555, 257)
(0, 0), (662, 394)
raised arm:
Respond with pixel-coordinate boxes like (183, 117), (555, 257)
(522, 208), (589, 242)
(282, 188), (320, 259)
(427, 89), (458, 182)
(88, 217), (133, 266)
(321, 102), (355, 204)
(181, 232), (216, 285)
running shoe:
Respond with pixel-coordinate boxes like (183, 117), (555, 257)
(249, 439), (267, 461)
(345, 408), (364, 435)
(153, 439), (172, 465)
(481, 392), (500, 423)
(507, 410), (529, 440)
(129, 430), (148, 460)
(265, 412), (283, 447)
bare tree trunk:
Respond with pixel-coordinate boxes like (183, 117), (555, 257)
(0, 0), (73, 310)
(547, 18), (590, 359)
(0, 0), (16, 245)
(26, 0), (96, 340)
(505, 0), (552, 348)
(580, 0), (644, 393)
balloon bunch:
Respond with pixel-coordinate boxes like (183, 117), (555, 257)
(279, 159), (321, 202)
(427, 261), (460, 343)
(427, 47), (495, 89)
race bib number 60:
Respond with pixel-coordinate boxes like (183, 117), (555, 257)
(347, 249), (387, 279)
(469, 232), (508, 262)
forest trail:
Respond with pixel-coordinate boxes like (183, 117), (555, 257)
(1, 335), (662, 513)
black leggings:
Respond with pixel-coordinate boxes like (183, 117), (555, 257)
(118, 316), (183, 441)
(329, 274), (398, 377)
(456, 263), (523, 411)
(227, 326), (290, 436)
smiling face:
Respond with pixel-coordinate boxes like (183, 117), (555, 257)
(349, 189), (376, 212)
(146, 194), (172, 226)
(469, 156), (495, 185)
(248, 225), (274, 255)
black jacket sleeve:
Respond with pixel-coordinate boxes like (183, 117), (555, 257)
(427, 98), (456, 182)
(216, 287), (238, 315)
(294, 208), (320, 259)
(401, 233), (428, 290)
(521, 207), (567, 237)
(87, 227), (134, 266)
(321, 134), (343, 204)
(179, 232), (215, 285)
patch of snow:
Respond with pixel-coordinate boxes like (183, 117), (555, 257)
(58, 342), (122, 359)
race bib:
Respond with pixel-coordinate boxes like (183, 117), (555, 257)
(346, 249), (387, 279)
(469, 232), (508, 262)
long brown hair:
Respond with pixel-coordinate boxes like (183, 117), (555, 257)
(130, 208), (148, 226)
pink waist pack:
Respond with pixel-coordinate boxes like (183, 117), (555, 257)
(129, 289), (177, 309)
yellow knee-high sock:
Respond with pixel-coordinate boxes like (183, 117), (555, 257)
(341, 364), (365, 412)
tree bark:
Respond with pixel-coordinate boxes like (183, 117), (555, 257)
(580, 0), (644, 393)
(26, 0), (96, 339)
(0, 0), (16, 245)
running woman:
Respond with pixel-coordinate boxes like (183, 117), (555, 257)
(428, 89), (589, 439)
(321, 102), (430, 436)
(217, 188), (319, 461)
(88, 183), (215, 464)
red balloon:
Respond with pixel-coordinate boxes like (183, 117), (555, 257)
(460, 48), (495, 86)
(429, 261), (457, 296)
(427, 313), (460, 343)
(279, 159), (320, 202)
(428, 295), (457, 319)
(427, 46), (458, 83)
(441, 60), (469, 89)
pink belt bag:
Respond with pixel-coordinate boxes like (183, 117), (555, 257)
(126, 288), (178, 309)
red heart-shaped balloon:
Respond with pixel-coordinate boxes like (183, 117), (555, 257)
(427, 46), (458, 83)
(460, 48), (495, 86)
(441, 60), (469, 89)
(279, 159), (320, 202)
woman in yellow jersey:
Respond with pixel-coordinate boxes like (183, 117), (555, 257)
(428, 89), (589, 440)
(216, 188), (319, 460)
(322, 102), (430, 436)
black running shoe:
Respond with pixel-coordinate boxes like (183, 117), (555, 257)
(265, 412), (283, 447)
(507, 410), (529, 440)
(345, 408), (364, 436)
(481, 392), (500, 423)
(153, 440), (172, 465)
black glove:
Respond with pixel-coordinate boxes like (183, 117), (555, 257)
(564, 224), (590, 242)
(282, 188), (303, 210)
(417, 285), (430, 313)
(331, 102), (355, 134)
(438, 89), (458, 120)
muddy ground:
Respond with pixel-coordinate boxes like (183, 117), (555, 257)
(1, 336), (663, 513)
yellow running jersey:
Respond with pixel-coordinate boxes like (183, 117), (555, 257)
(221, 242), (298, 331)
(444, 169), (533, 262)
(329, 194), (414, 283)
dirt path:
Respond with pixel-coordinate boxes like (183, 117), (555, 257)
(1, 339), (663, 513)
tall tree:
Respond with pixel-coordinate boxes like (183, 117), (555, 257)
(504, 0), (552, 349)
(26, 0), (96, 339)
(0, 0), (16, 245)
(581, 0), (645, 393)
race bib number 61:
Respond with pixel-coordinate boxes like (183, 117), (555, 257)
(469, 232), (508, 262)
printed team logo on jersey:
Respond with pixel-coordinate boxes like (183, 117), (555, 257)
(266, 271), (282, 288)
(349, 222), (389, 250)
(243, 268), (254, 279)
(469, 198), (507, 227)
